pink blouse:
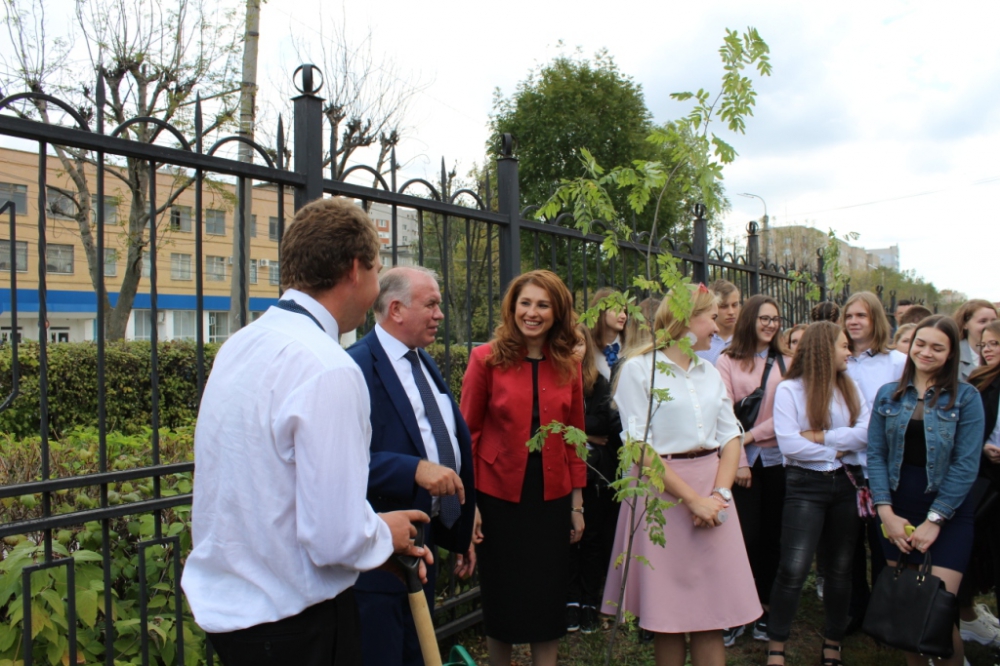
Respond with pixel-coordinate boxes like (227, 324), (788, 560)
(716, 353), (792, 463)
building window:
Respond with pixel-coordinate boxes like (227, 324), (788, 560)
(171, 253), (192, 281)
(104, 248), (117, 277)
(1, 327), (24, 343)
(0, 183), (28, 214)
(249, 214), (257, 238)
(170, 205), (192, 232)
(249, 258), (258, 285)
(250, 311), (264, 321)
(92, 196), (118, 225)
(206, 209), (226, 236)
(173, 311), (196, 340)
(46, 244), (74, 274)
(46, 187), (78, 218)
(0, 240), (28, 272)
(133, 310), (152, 341)
(206, 255), (226, 282)
(50, 328), (70, 343)
(268, 216), (281, 241)
(269, 262), (280, 286)
(209, 311), (230, 343)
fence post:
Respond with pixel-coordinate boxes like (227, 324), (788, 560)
(692, 203), (709, 284)
(746, 221), (760, 296)
(292, 65), (324, 210)
(497, 133), (521, 292)
(816, 248), (827, 302)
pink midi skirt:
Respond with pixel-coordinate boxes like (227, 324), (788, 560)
(601, 454), (762, 633)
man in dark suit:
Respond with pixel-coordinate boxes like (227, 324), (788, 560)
(347, 266), (476, 666)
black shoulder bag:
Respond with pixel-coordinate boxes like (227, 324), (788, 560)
(733, 352), (786, 432)
(862, 551), (957, 658)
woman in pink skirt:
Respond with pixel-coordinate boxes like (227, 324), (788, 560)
(603, 286), (761, 666)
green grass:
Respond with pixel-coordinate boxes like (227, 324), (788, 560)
(442, 578), (1000, 665)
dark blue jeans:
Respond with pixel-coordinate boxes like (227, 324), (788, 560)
(768, 466), (861, 642)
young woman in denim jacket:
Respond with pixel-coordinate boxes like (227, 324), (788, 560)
(867, 315), (986, 666)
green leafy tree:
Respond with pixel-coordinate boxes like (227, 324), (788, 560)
(489, 48), (652, 211)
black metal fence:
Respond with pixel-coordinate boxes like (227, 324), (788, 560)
(0, 65), (830, 665)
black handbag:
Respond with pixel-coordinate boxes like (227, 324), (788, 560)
(862, 551), (957, 658)
(733, 352), (786, 431)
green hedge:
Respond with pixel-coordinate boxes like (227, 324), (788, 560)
(0, 341), (474, 439)
(0, 342), (220, 438)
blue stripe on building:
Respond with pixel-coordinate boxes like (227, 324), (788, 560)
(0, 289), (280, 314)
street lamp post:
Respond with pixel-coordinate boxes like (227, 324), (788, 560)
(739, 192), (769, 260)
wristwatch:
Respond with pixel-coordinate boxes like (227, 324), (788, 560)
(926, 511), (945, 525)
(712, 487), (733, 502)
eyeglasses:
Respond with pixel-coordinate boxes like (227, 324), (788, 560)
(977, 340), (1000, 351)
(758, 316), (783, 326)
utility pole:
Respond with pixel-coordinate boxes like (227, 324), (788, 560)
(229, 0), (260, 334)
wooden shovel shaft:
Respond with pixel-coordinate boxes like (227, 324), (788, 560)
(408, 590), (443, 666)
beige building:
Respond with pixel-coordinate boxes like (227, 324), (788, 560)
(760, 224), (884, 274)
(0, 147), (415, 342)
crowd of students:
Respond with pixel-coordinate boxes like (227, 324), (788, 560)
(460, 269), (1000, 666)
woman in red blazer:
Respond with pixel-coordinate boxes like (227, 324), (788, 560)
(460, 269), (586, 666)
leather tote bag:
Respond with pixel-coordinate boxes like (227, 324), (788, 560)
(862, 551), (957, 658)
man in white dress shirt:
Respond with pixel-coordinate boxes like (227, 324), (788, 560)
(841, 291), (905, 634)
(182, 198), (430, 666)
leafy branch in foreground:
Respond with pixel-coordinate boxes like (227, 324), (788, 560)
(525, 26), (771, 666)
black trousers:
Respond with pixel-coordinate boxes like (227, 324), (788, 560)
(847, 517), (887, 620)
(733, 459), (786, 606)
(208, 590), (362, 666)
(768, 467), (861, 642)
(567, 458), (620, 607)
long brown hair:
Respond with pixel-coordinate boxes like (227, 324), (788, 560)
(575, 323), (600, 396)
(783, 324), (809, 354)
(953, 299), (998, 340)
(723, 295), (784, 371)
(784, 321), (861, 430)
(967, 321), (1000, 391)
(892, 315), (961, 409)
(589, 287), (628, 349)
(488, 270), (578, 382)
(843, 291), (893, 354)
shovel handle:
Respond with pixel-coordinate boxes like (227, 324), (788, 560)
(407, 589), (443, 666)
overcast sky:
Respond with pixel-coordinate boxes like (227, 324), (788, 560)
(5, 0), (998, 301)
(258, 0), (998, 302)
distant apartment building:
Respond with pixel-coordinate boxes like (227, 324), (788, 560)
(760, 224), (890, 274)
(866, 245), (900, 271)
(0, 147), (416, 343)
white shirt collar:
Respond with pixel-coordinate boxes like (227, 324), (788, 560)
(657, 349), (707, 373)
(374, 323), (415, 362)
(281, 288), (340, 340)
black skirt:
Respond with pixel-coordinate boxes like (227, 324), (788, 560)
(476, 451), (571, 644)
(878, 464), (975, 573)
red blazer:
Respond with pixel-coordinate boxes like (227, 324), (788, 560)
(460, 343), (587, 503)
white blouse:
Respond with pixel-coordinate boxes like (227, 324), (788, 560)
(773, 377), (871, 471)
(614, 351), (742, 455)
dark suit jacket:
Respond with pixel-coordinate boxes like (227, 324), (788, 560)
(347, 329), (475, 595)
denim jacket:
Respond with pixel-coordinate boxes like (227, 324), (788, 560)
(867, 380), (985, 519)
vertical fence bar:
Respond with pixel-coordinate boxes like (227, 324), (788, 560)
(692, 203), (708, 285)
(747, 221), (760, 297)
(236, 176), (249, 328)
(440, 160), (451, 380)
(35, 141), (52, 561)
(391, 149), (399, 267)
(496, 134), (520, 291)
(147, 161), (162, 540)
(195, 101), (206, 394)
(292, 65), (324, 210)
(276, 116), (286, 297)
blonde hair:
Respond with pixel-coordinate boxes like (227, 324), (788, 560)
(891, 323), (916, 349)
(630, 287), (719, 358)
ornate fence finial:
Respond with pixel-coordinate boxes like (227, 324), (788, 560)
(293, 64), (324, 95)
(501, 133), (515, 158)
(746, 220), (759, 236)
